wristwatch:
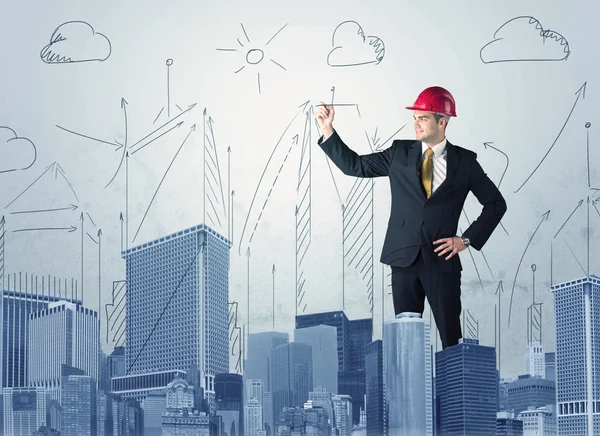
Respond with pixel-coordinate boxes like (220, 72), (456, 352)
(461, 236), (470, 247)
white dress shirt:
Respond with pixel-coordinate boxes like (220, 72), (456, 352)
(421, 138), (447, 193)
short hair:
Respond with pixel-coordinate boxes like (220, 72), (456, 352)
(432, 113), (450, 127)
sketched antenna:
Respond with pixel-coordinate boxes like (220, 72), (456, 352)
(228, 301), (243, 372)
(0, 216), (4, 290)
(152, 58), (190, 123)
(105, 280), (126, 348)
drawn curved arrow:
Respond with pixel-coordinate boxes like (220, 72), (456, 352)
(514, 82), (586, 193)
(508, 210), (550, 325)
(554, 199), (583, 238)
(238, 101), (310, 255)
(483, 142), (509, 188)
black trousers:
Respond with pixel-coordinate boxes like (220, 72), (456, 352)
(390, 248), (462, 349)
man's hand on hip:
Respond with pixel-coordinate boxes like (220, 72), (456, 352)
(433, 236), (466, 260)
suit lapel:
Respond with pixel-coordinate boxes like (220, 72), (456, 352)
(407, 141), (423, 193)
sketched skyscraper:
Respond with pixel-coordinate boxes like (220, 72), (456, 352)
(383, 312), (432, 436)
(552, 275), (600, 435)
(122, 224), (230, 411)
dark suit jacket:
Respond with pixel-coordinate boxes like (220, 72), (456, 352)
(318, 130), (507, 273)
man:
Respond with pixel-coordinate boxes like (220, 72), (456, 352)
(315, 86), (507, 349)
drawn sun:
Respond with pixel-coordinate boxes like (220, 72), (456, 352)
(217, 23), (288, 93)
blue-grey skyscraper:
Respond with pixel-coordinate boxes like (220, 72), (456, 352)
(28, 300), (100, 402)
(215, 373), (244, 436)
(552, 275), (600, 435)
(122, 224), (230, 409)
(295, 311), (351, 371)
(506, 374), (555, 415)
(2, 275), (81, 389)
(365, 340), (384, 436)
(544, 352), (555, 382)
(61, 375), (97, 436)
(435, 338), (497, 435)
(270, 342), (313, 428)
(349, 318), (373, 371)
(295, 325), (338, 395)
(384, 312), (432, 436)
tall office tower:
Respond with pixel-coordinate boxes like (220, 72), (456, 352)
(525, 340), (546, 378)
(435, 338), (497, 435)
(309, 387), (334, 432)
(2, 275), (81, 388)
(245, 397), (263, 436)
(517, 406), (557, 435)
(295, 325), (338, 395)
(332, 394), (352, 436)
(552, 275), (600, 435)
(271, 342), (313, 427)
(162, 376), (210, 435)
(545, 352), (556, 382)
(349, 318), (373, 371)
(2, 386), (46, 436)
(365, 340), (384, 436)
(506, 374), (555, 415)
(28, 301), (100, 401)
(143, 390), (166, 436)
(61, 375), (97, 436)
(215, 373), (244, 436)
(295, 311), (351, 371)
(383, 312), (432, 436)
(122, 224), (230, 409)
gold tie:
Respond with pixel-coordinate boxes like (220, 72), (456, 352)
(421, 148), (434, 198)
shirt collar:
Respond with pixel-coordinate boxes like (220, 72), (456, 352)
(421, 137), (447, 158)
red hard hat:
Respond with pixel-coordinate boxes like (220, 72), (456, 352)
(406, 86), (457, 117)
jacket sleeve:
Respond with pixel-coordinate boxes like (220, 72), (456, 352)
(318, 130), (395, 178)
(461, 154), (507, 250)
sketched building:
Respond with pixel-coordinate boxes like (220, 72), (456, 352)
(552, 275), (600, 435)
(1, 275), (81, 389)
(383, 312), (432, 436)
(120, 224), (230, 409)
(28, 300), (100, 402)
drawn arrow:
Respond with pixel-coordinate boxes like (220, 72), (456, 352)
(228, 146), (231, 242)
(239, 100), (310, 255)
(483, 142), (509, 188)
(514, 82), (587, 193)
(10, 204), (78, 215)
(119, 212), (124, 252)
(554, 199), (584, 238)
(272, 263), (276, 329)
(133, 124), (196, 243)
(130, 121), (184, 155)
(508, 210), (550, 325)
(246, 246), (250, 334)
(231, 190), (235, 245)
(371, 124), (407, 152)
(126, 152), (129, 249)
(98, 228), (102, 320)
(80, 212), (84, 298)
(118, 103), (197, 152)
(12, 226), (77, 233)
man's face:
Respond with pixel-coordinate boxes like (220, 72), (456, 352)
(413, 111), (443, 143)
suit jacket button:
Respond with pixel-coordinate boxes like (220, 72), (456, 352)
(422, 221), (426, 226)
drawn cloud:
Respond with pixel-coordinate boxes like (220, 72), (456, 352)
(327, 20), (385, 67)
(40, 21), (111, 64)
(480, 16), (570, 63)
(0, 126), (37, 174)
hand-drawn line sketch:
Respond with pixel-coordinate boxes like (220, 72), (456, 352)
(5, 161), (79, 210)
(0, 126), (37, 174)
(507, 210), (550, 326)
(216, 22), (289, 93)
(203, 109), (227, 237)
(228, 301), (243, 374)
(480, 16), (570, 64)
(0, 216), (4, 289)
(105, 280), (126, 348)
(327, 20), (385, 67)
(153, 59), (192, 124)
(481, 142), (509, 236)
(513, 82), (586, 193)
(462, 309), (478, 340)
(239, 101), (310, 256)
(494, 281), (504, 374)
(40, 21), (111, 64)
(526, 264), (543, 344)
(133, 123), (196, 243)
